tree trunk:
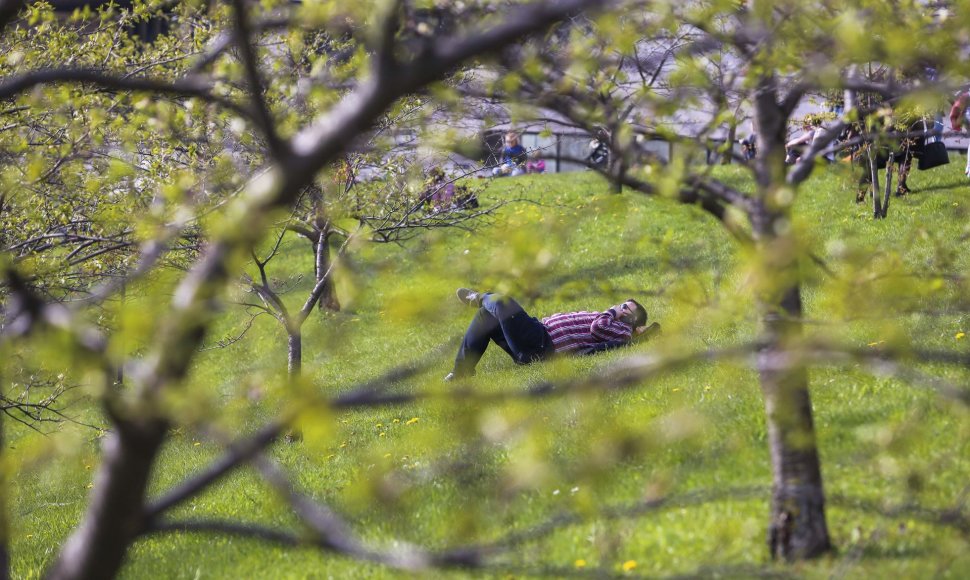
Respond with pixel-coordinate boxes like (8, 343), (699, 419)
(314, 233), (340, 312)
(284, 331), (303, 441)
(609, 142), (623, 194)
(754, 220), (832, 561)
(878, 161), (893, 219)
(0, 406), (9, 580)
(287, 331), (301, 378)
(868, 146), (882, 218)
(722, 124), (736, 165)
(46, 417), (167, 580)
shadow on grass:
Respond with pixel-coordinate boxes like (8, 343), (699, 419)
(855, 542), (931, 560)
(541, 251), (713, 301)
(911, 178), (969, 195)
(500, 562), (793, 579)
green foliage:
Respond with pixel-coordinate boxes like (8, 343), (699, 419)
(5, 0), (970, 576)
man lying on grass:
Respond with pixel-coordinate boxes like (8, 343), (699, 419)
(445, 288), (661, 380)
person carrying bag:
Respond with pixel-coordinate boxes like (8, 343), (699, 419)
(917, 118), (949, 171)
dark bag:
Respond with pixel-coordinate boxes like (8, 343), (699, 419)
(918, 141), (949, 170)
(918, 120), (949, 170)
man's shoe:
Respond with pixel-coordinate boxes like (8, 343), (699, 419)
(444, 369), (474, 381)
(456, 287), (484, 307)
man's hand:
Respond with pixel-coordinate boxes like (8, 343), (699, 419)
(633, 322), (661, 340)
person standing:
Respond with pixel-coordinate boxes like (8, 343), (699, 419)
(949, 90), (970, 177)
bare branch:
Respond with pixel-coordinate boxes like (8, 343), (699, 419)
(145, 486), (772, 572)
(297, 225), (357, 323)
(0, 69), (255, 121)
(198, 310), (270, 351)
(229, 0), (285, 158)
(189, 16), (291, 74)
(786, 120), (847, 185)
(828, 491), (970, 536)
(141, 354), (435, 521)
(293, 0), (609, 170)
(143, 420), (285, 519)
(143, 518), (302, 545)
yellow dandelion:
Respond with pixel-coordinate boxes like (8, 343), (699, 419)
(957, 332), (966, 340)
(574, 559), (587, 569)
(406, 417), (420, 425)
(383, 453), (392, 458)
(392, 418), (400, 423)
(193, 441), (201, 446)
(326, 454), (335, 460)
(375, 423), (383, 429)
(379, 432), (386, 437)
(672, 388), (680, 392)
(86, 483), (93, 489)
(622, 560), (637, 572)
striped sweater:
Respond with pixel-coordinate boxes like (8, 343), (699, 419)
(541, 309), (633, 354)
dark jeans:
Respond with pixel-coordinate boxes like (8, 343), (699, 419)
(453, 294), (554, 376)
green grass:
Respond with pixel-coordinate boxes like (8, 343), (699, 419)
(8, 160), (970, 578)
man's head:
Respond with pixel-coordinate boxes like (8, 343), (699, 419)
(616, 299), (647, 328)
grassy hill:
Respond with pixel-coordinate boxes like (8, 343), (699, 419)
(10, 160), (970, 578)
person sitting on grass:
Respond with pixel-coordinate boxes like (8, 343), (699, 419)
(491, 131), (527, 177)
(444, 289), (660, 380)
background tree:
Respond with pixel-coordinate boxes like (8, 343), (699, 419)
(0, 1), (606, 578)
(468, 0), (970, 560)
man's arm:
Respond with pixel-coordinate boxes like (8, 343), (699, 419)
(785, 132), (812, 148)
(631, 321), (662, 342)
(589, 309), (633, 342)
(950, 93), (968, 131)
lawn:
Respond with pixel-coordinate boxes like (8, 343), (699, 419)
(9, 159), (970, 578)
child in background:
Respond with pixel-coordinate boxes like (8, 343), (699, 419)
(526, 151), (546, 174)
(492, 131), (527, 177)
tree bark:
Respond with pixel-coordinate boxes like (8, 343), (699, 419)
(758, 287), (832, 560)
(868, 146), (883, 218)
(878, 161), (893, 219)
(753, 215), (833, 561)
(750, 78), (832, 560)
(287, 331), (301, 378)
(722, 123), (736, 165)
(314, 232), (340, 312)
(46, 417), (167, 580)
(0, 403), (9, 580)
